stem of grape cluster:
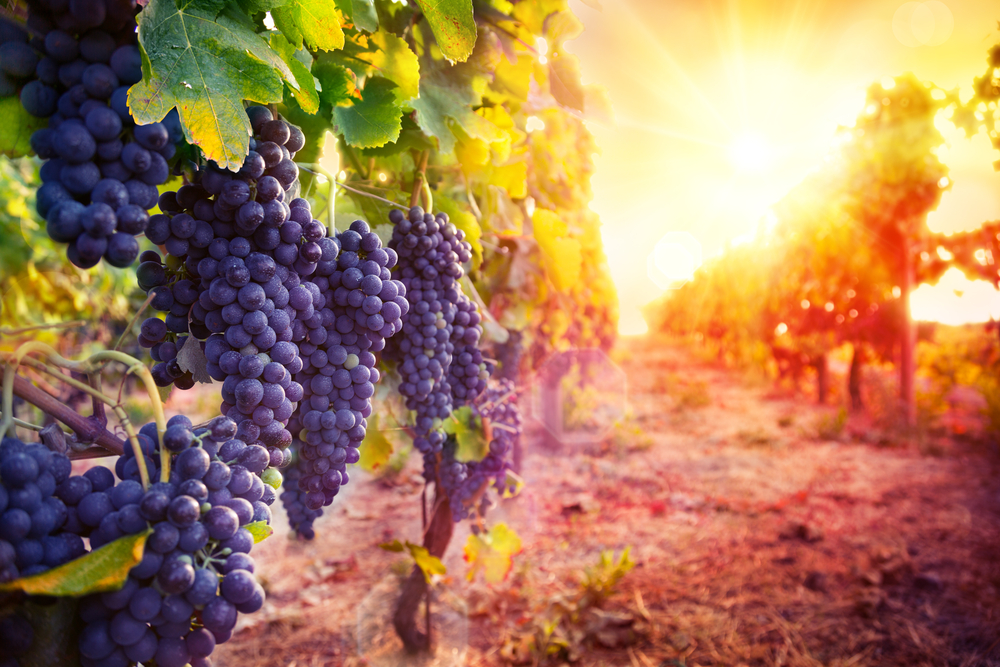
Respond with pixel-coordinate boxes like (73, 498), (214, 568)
(114, 292), (156, 352)
(0, 320), (86, 337)
(0, 364), (14, 442)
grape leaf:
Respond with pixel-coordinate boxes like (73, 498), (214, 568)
(238, 0), (288, 13)
(333, 77), (404, 148)
(378, 540), (447, 582)
(0, 530), (150, 596)
(365, 30), (420, 102)
(358, 413), (394, 471)
(176, 332), (213, 383)
(270, 33), (320, 114)
(0, 96), (47, 158)
(413, 0), (477, 62)
(184, 0), (226, 14)
(245, 521), (273, 543)
(351, 0), (378, 32)
(313, 59), (358, 108)
(548, 54), (585, 112)
(532, 208), (582, 291)
(272, 0), (345, 52)
(409, 65), (500, 154)
(463, 522), (522, 583)
(443, 406), (487, 462)
(379, 539), (406, 552)
(410, 543), (447, 582)
(129, 0), (295, 171)
(489, 162), (527, 199)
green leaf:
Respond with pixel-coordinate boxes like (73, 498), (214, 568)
(334, 77), (404, 148)
(238, 0), (288, 13)
(359, 413), (395, 471)
(244, 521), (273, 543)
(0, 530), (150, 596)
(443, 406), (488, 462)
(0, 96), (47, 158)
(270, 33), (320, 114)
(313, 59), (357, 108)
(409, 65), (499, 154)
(361, 115), (434, 156)
(413, 0), (477, 62)
(130, 0), (294, 171)
(351, 0), (378, 32)
(185, 0), (226, 15)
(366, 30), (420, 102)
(177, 332), (213, 383)
(272, 0), (345, 52)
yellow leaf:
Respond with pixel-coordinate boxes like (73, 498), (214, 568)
(456, 136), (490, 168)
(533, 209), (582, 291)
(409, 543), (447, 582)
(463, 523), (522, 583)
(489, 162), (527, 199)
(358, 413), (394, 471)
(244, 521), (273, 543)
(0, 530), (150, 596)
(367, 30), (420, 102)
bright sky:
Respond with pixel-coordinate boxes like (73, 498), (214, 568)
(566, 0), (1000, 334)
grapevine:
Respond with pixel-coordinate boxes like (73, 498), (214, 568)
(0, 0), (618, 661)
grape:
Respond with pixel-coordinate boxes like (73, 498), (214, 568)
(109, 44), (141, 84)
(20, 81), (59, 117)
(56, 119), (96, 162)
(0, 41), (39, 79)
(85, 105), (122, 140)
(105, 232), (139, 267)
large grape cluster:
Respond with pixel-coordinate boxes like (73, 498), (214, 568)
(133, 107), (313, 474)
(1, 1), (181, 269)
(385, 206), (491, 484)
(54, 414), (272, 667)
(279, 218), (408, 538)
(0, 436), (84, 582)
(440, 378), (521, 521)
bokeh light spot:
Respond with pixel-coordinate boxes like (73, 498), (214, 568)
(647, 232), (702, 290)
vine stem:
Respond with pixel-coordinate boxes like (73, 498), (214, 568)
(0, 320), (86, 337)
(87, 351), (167, 482)
(9, 376), (125, 456)
(114, 291), (156, 352)
(411, 151), (429, 209)
(12, 361), (149, 486)
(297, 164), (409, 211)
(3, 344), (164, 486)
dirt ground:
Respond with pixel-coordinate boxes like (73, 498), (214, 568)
(213, 336), (1000, 667)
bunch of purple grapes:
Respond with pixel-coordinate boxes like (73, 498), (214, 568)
(133, 106), (314, 474)
(0, 436), (84, 582)
(440, 378), (522, 521)
(55, 414), (273, 667)
(279, 218), (408, 539)
(1, 1), (182, 269)
(384, 206), (491, 485)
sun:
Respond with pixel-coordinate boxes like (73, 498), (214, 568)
(728, 133), (775, 172)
